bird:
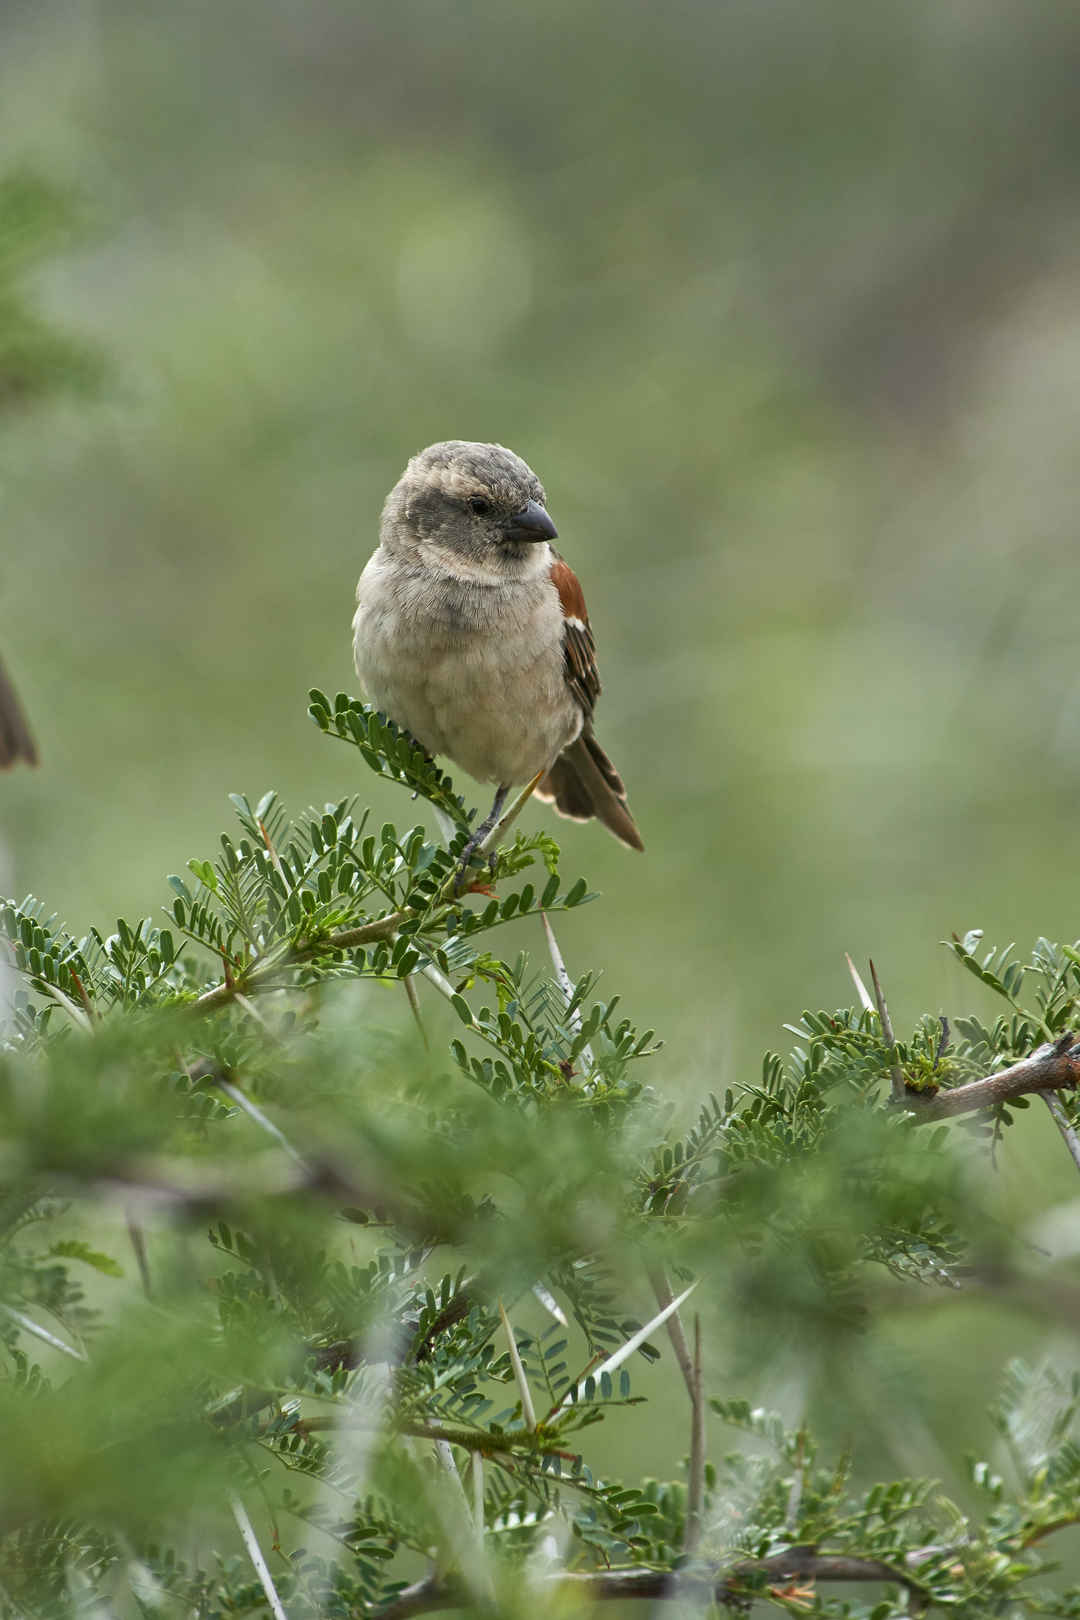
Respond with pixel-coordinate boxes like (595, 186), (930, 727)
(0, 655), (37, 769)
(352, 441), (642, 877)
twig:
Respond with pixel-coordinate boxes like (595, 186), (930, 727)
(194, 913), (406, 1011)
(293, 1415), (567, 1460)
(371, 1545), (929, 1618)
(646, 1266), (696, 1401)
(1042, 1091), (1080, 1174)
(231, 1498), (289, 1620)
(869, 958), (905, 1103)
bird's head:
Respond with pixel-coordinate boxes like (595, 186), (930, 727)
(380, 441), (558, 581)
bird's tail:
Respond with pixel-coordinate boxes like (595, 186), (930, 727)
(535, 727), (643, 852)
(0, 657), (37, 769)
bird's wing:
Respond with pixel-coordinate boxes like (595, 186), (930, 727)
(549, 556), (600, 718)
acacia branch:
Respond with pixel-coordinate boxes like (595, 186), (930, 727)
(193, 912), (406, 1012)
(902, 1035), (1080, 1121)
(372, 1544), (929, 1618)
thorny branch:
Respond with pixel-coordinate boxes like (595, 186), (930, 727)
(900, 1033), (1080, 1121)
(372, 1543), (932, 1618)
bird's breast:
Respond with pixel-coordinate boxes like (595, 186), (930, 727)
(353, 557), (581, 785)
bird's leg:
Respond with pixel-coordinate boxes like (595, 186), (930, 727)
(455, 784), (510, 893)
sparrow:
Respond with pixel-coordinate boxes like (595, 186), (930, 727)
(0, 655), (36, 769)
(352, 441), (643, 870)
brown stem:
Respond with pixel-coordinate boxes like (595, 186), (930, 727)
(372, 1545), (928, 1619)
(904, 1035), (1080, 1121)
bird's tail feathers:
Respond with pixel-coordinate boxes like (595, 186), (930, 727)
(535, 728), (643, 852)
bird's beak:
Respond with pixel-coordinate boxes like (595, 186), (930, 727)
(504, 499), (558, 543)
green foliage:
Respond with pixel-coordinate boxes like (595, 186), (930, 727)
(0, 169), (103, 410)
(3, 701), (1080, 1616)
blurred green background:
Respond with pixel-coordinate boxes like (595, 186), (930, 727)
(3, 0), (1080, 1519)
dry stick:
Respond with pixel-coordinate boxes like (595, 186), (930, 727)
(869, 958), (906, 1103)
(1042, 1091), (1080, 1174)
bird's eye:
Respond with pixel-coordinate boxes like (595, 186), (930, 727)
(469, 496), (493, 516)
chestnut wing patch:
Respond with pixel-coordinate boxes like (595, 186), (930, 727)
(550, 556), (601, 717)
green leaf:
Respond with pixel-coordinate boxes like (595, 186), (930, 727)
(48, 1241), (123, 1278)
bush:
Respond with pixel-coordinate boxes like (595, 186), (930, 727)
(3, 693), (1080, 1618)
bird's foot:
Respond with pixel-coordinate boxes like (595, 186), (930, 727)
(453, 786), (509, 895)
